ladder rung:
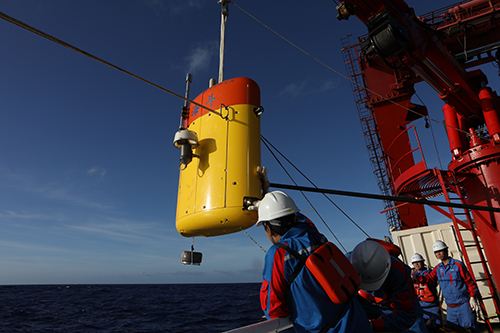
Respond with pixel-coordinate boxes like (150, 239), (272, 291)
(480, 295), (493, 300)
(463, 244), (482, 248)
(475, 278), (489, 282)
(469, 260), (485, 265)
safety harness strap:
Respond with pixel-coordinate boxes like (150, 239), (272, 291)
(275, 243), (307, 286)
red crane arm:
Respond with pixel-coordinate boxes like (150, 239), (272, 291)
(337, 0), (500, 122)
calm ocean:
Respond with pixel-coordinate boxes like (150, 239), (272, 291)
(0, 283), (263, 332)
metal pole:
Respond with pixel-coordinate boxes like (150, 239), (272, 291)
(179, 73), (192, 130)
(269, 182), (500, 213)
(218, 0), (229, 83)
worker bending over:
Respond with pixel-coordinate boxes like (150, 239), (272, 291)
(257, 191), (372, 333)
(350, 239), (428, 332)
(411, 253), (440, 330)
(415, 240), (480, 332)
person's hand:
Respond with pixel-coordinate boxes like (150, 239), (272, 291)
(469, 297), (480, 313)
(257, 166), (269, 194)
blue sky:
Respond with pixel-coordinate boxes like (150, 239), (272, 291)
(0, 0), (498, 284)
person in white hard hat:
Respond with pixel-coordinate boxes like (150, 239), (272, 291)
(410, 253), (440, 330)
(257, 191), (372, 333)
(350, 239), (428, 332)
(415, 240), (480, 332)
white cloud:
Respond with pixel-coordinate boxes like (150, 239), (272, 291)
(0, 240), (69, 253)
(186, 43), (217, 74)
(65, 216), (175, 244)
(36, 185), (112, 210)
(318, 79), (341, 92)
(87, 166), (107, 177)
(279, 81), (309, 97)
(0, 170), (112, 210)
(0, 210), (63, 222)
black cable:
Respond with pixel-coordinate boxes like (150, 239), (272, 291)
(261, 138), (348, 252)
(261, 135), (371, 238)
(0, 9), (475, 139)
(0, 11), (221, 117)
(415, 92), (444, 169)
(232, 2), (472, 138)
(269, 183), (500, 213)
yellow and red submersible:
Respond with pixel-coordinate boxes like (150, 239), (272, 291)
(175, 77), (263, 237)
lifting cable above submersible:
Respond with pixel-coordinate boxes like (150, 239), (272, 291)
(0, 6), (483, 145)
(0, 5), (478, 142)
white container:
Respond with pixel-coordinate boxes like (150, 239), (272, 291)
(391, 222), (498, 323)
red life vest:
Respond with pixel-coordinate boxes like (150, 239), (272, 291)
(306, 242), (361, 304)
(413, 270), (437, 303)
(277, 242), (360, 304)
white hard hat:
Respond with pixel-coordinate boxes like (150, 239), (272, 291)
(411, 253), (425, 263)
(350, 240), (391, 291)
(255, 191), (299, 226)
(432, 240), (448, 252)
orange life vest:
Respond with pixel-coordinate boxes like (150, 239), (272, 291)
(277, 242), (360, 304)
(413, 270), (437, 303)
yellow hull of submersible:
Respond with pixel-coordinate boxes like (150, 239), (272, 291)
(176, 77), (262, 237)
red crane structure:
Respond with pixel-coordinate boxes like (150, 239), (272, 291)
(339, 0), (500, 326)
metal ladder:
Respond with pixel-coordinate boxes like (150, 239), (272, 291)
(340, 35), (401, 230)
(436, 171), (500, 331)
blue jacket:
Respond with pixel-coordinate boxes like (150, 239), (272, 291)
(260, 214), (372, 333)
(420, 257), (478, 305)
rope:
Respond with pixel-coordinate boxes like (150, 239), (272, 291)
(0, 8), (475, 139)
(261, 136), (371, 238)
(243, 230), (267, 253)
(261, 138), (348, 252)
(415, 93), (444, 169)
(232, 2), (474, 138)
(0, 11), (222, 118)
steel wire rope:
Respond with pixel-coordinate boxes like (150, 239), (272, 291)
(0, 9), (356, 250)
(0, 9), (475, 139)
(261, 135), (371, 238)
(261, 137), (348, 252)
(243, 230), (267, 253)
(0, 10), (362, 252)
(232, 2), (474, 138)
(0, 11), (222, 118)
(415, 92), (444, 169)
(0, 13), (496, 211)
